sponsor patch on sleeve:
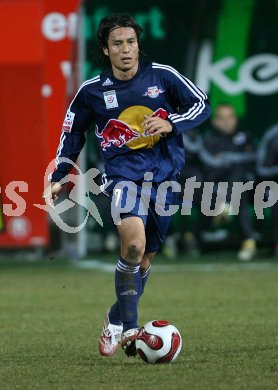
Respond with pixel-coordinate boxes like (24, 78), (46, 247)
(62, 110), (75, 132)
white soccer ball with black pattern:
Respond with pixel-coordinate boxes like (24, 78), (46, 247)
(135, 320), (182, 364)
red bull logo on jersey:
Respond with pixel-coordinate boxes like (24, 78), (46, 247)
(143, 86), (164, 98)
(96, 106), (169, 151)
(96, 119), (140, 150)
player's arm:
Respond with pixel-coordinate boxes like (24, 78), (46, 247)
(43, 85), (94, 205)
(144, 64), (210, 136)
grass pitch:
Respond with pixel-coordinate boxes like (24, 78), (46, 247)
(0, 254), (278, 390)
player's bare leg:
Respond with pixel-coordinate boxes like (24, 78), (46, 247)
(118, 216), (146, 263)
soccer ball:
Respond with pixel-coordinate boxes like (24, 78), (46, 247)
(135, 320), (182, 364)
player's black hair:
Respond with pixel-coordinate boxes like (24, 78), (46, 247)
(96, 14), (144, 68)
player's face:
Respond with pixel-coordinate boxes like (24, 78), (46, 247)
(104, 27), (139, 79)
(213, 106), (238, 134)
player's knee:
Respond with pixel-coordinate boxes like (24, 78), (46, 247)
(125, 240), (145, 263)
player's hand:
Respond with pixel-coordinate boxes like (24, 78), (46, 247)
(142, 115), (173, 136)
(42, 182), (62, 208)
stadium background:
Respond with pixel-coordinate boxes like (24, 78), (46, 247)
(0, 0), (277, 256)
(0, 2), (278, 389)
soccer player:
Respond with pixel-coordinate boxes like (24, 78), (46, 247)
(43, 15), (210, 357)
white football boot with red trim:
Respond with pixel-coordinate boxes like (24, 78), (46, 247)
(99, 310), (123, 357)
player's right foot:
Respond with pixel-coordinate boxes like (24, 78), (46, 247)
(121, 328), (139, 357)
(99, 310), (123, 357)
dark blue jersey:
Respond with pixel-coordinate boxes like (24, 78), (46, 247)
(49, 61), (210, 183)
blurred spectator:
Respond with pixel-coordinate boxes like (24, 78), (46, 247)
(256, 124), (278, 257)
(181, 128), (204, 183)
(163, 128), (204, 258)
(190, 103), (257, 260)
(180, 129), (204, 257)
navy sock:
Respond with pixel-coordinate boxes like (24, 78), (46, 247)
(108, 302), (121, 326)
(114, 257), (142, 332)
(109, 264), (151, 326)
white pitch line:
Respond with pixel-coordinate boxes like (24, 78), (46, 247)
(74, 259), (278, 273)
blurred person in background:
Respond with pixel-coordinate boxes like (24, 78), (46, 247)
(190, 103), (257, 261)
(179, 129), (205, 257)
(256, 124), (278, 257)
(162, 128), (205, 258)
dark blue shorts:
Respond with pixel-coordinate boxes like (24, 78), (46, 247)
(107, 178), (180, 253)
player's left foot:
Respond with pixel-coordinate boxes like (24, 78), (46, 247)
(99, 309), (123, 356)
(121, 328), (139, 357)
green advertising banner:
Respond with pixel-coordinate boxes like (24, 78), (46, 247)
(83, 0), (278, 140)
